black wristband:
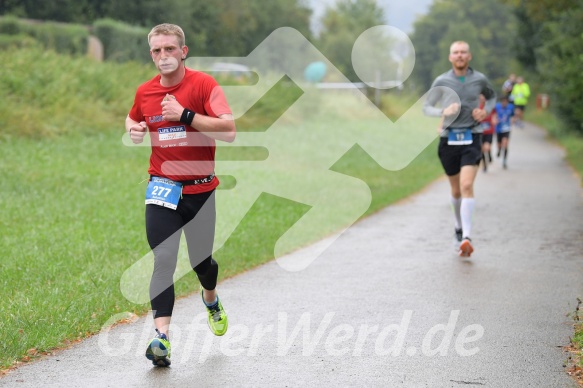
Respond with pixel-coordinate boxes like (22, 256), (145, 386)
(180, 109), (195, 125)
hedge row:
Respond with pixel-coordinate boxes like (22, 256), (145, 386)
(0, 16), (150, 63)
(0, 16), (88, 55)
(92, 18), (150, 63)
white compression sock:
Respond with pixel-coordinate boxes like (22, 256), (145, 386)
(460, 198), (475, 238)
(450, 196), (462, 230)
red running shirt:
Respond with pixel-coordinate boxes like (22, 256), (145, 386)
(479, 103), (496, 135)
(129, 68), (232, 194)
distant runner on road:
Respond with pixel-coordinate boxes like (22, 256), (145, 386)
(510, 76), (530, 128)
(479, 94), (496, 173)
(423, 41), (496, 257)
(495, 95), (516, 170)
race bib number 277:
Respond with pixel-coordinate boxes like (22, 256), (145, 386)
(145, 177), (182, 210)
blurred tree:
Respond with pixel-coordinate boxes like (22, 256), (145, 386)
(410, 0), (516, 91)
(0, 0), (90, 23)
(511, 3), (540, 72)
(204, 0), (312, 57)
(0, 0), (25, 17)
(0, 0), (311, 57)
(534, 3), (583, 131)
(317, 0), (386, 81)
(499, 0), (583, 132)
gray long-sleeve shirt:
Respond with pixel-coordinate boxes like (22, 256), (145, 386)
(423, 68), (496, 136)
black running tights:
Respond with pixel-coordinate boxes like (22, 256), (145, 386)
(145, 190), (218, 319)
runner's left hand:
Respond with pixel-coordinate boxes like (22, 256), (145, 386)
(161, 94), (184, 122)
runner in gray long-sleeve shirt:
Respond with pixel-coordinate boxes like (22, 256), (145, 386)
(423, 41), (496, 258)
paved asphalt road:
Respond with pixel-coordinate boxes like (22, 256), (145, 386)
(2, 123), (582, 387)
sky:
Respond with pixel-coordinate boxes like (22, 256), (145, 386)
(307, 0), (434, 35)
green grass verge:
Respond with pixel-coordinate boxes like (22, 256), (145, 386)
(525, 107), (583, 370)
(526, 108), (583, 184)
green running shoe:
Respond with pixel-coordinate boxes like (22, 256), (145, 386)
(201, 289), (228, 336)
(145, 329), (171, 367)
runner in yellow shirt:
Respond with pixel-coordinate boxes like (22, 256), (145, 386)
(510, 76), (530, 128)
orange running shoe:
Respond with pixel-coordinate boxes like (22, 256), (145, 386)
(459, 238), (474, 257)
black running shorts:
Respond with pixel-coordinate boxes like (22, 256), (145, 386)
(438, 134), (483, 176)
(496, 131), (510, 142)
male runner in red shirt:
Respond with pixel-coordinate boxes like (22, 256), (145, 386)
(125, 23), (235, 367)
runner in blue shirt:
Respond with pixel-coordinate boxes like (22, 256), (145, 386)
(495, 96), (515, 169)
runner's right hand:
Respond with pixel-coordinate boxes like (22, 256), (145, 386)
(129, 121), (148, 144)
(443, 103), (460, 117)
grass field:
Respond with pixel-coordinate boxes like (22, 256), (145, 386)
(526, 108), (583, 183)
(525, 108), (583, 374)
